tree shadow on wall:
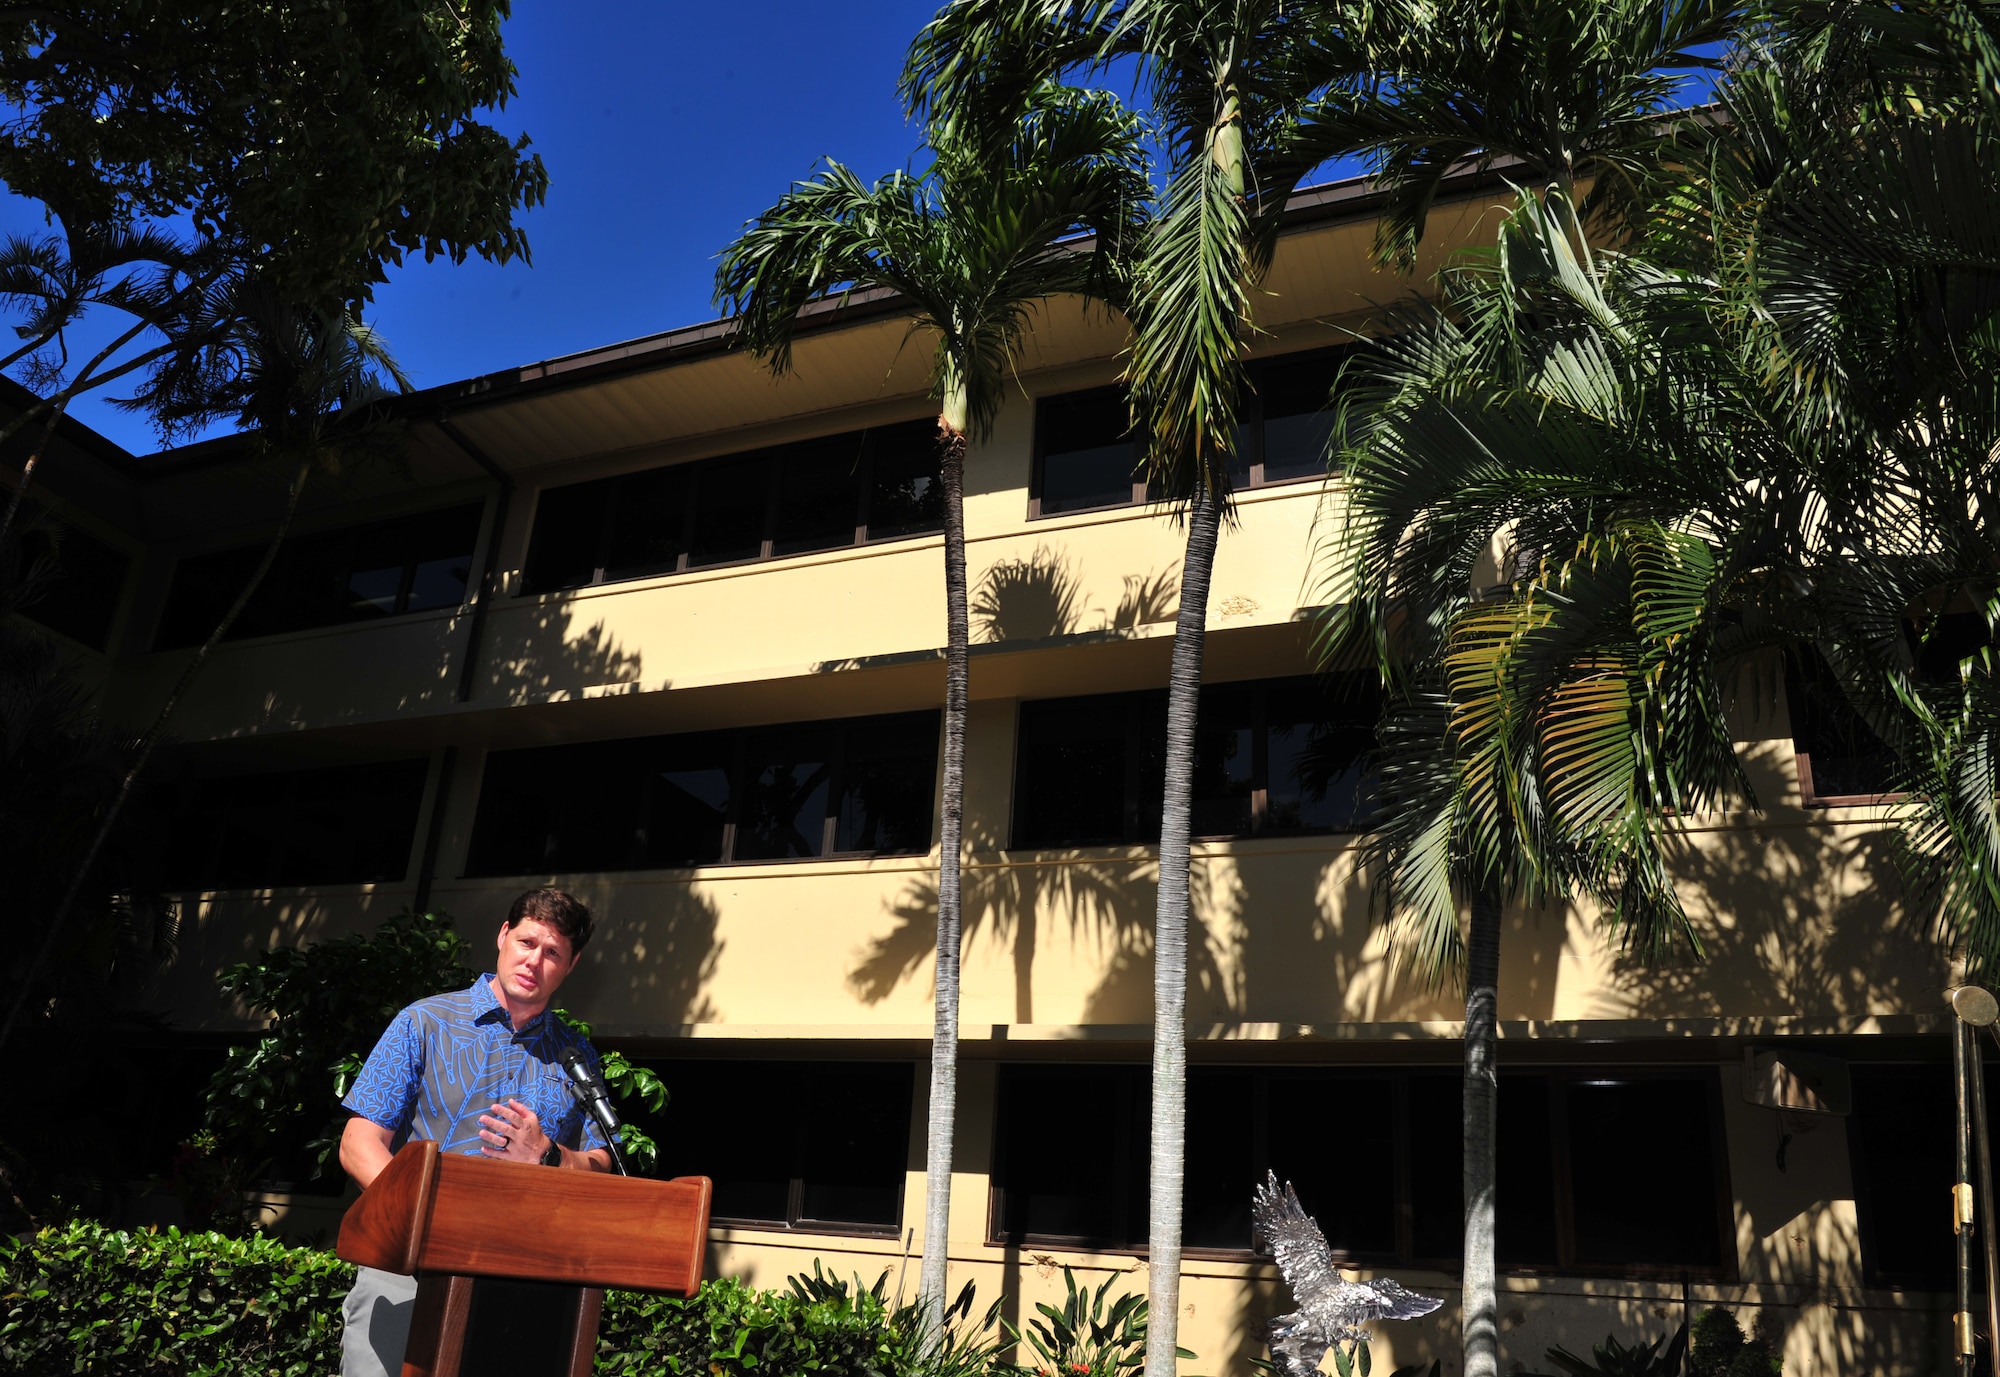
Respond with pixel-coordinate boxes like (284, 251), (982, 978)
(565, 878), (722, 1029)
(469, 593), (645, 707)
(972, 545), (1179, 645)
(847, 817), (1240, 1025)
(1604, 819), (1946, 1020)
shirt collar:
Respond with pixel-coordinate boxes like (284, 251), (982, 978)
(469, 973), (549, 1033)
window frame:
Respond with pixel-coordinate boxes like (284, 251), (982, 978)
(157, 756), (432, 892)
(1008, 675), (1377, 850)
(1784, 649), (1901, 807)
(463, 710), (942, 878)
(1027, 348), (1349, 521)
(634, 1057), (914, 1240)
(521, 417), (941, 594)
(984, 1061), (1738, 1282)
(155, 501), (485, 649)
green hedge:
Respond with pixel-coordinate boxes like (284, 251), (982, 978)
(0, 1222), (911, 1377)
(0, 1223), (354, 1376)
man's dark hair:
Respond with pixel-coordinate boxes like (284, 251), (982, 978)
(505, 888), (594, 955)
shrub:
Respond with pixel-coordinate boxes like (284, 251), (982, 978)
(598, 1273), (906, 1377)
(0, 1225), (989, 1377)
(0, 1221), (353, 1376)
(1688, 1307), (1780, 1377)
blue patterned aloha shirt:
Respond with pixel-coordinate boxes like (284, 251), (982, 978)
(342, 974), (610, 1157)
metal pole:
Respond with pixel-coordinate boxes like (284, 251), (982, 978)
(1955, 1015), (1977, 1375)
(1955, 985), (2000, 1374)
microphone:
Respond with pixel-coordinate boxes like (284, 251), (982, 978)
(559, 1048), (630, 1176)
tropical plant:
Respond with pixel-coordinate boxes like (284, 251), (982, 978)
(715, 78), (1148, 1330)
(1686, 1308), (1778, 1377)
(903, 9), (1406, 1366)
(1314, 0), (1737, 266)
(0, 0), (548, 554)
(0, 585), (176, 1226)
(1543, 1322), (1688, 1377)
(1328, 7), (2000, 1374)
(547, 1009), (669, 1174)
(1004, 1266), (1181, 1377)
(203, 909), (476, 1190)
(0, 288), (411, 1054)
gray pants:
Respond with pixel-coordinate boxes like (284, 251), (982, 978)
(341, 1265), (419, 1377)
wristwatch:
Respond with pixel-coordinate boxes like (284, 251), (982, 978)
(540, 1141), (563, 1167)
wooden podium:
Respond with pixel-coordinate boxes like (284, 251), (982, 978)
(338, 1142), (713, 1377)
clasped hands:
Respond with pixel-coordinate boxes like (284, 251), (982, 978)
(477, 1097), (556, 1164)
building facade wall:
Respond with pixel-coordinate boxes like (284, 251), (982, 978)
(14, 196), (1970, 1377)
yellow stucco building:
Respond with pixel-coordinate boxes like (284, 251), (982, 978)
(8, 173), (1969, 1376)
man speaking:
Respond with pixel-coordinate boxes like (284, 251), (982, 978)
(336, 888), (615, 1377)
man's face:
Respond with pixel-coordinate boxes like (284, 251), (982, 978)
(494, 918), (578, 1009)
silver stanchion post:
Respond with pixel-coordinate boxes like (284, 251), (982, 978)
(1951, 985), (1999, 1374)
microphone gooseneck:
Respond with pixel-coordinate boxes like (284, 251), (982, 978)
(559, 1048), (631, 1176)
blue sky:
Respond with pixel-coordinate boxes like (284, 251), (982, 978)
(6, 1), (947, 455)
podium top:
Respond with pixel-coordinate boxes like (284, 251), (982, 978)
(337, 1142), (712, 1296)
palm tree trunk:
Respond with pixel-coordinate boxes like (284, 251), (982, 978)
(0, 453), (314, 1054)
(1146, 484), (1221, 1377)
(1462, 884), (1503, 1377)
(917, 421), (970, 1331)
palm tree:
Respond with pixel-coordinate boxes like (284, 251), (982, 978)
(0, 286), (410, 1053)
(713, 83), (1149, 1330)
(0, 220), (227, 555)
(1300, 2), (1738, 1365)
(904, 7), (1419, 1370)
(1331, 8), (2000, 1370)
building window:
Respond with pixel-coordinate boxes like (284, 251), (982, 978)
(12, 510), (130, 650)
(1785, 649), (1898, 803)
(1034, 387), (1146, 517)
(158, 758), (430, 891)
(989, 1063), (1733, 1278)
(1848, 1062), (2000, 1290)
(156, 503), (483, 649)
(1010, 675), (1377, 849)
(463, 710), (940, 876)
(521, 418), (942, 594)
(636, 1060), (912, 1236)
(1030, 348), (1350, 519)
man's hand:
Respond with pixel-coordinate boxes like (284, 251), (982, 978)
(477, 1098), (551, 1163)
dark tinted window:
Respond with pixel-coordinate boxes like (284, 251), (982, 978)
(989, 1063), (1731, 1276)
(1036, 387), (1139, 515)
(637, 1060), (912, 1234)
(1565, 1077), (1724, 1269)
(1786, 649), (1897, 801)
(688, 455), (772, 567)
(774, 433), (866, 556)
(836, 717), (941, 854)
(13, 514), (130, 650)
(464, 711), (938, 876)
(1012, 676), (1378, 848)
(866, 421), (946, 538)
(640, 732), (735, 869)
(992, 1063), (1148, 1246)
(1847, 1063), (2000, 1289)
(1254, 348), (1346, 481)
(1029, 350), (1351, 518)
(158, 504), (481, 648)
(1013, 691), (1163, 848)
(735, 726), (834, 861)
(522, 419), (943, 594)
(160, 758), (428, 890)
(605, 465), (694, 578)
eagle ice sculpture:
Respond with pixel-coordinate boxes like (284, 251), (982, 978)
(1252, 1171), (1444, 1376)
